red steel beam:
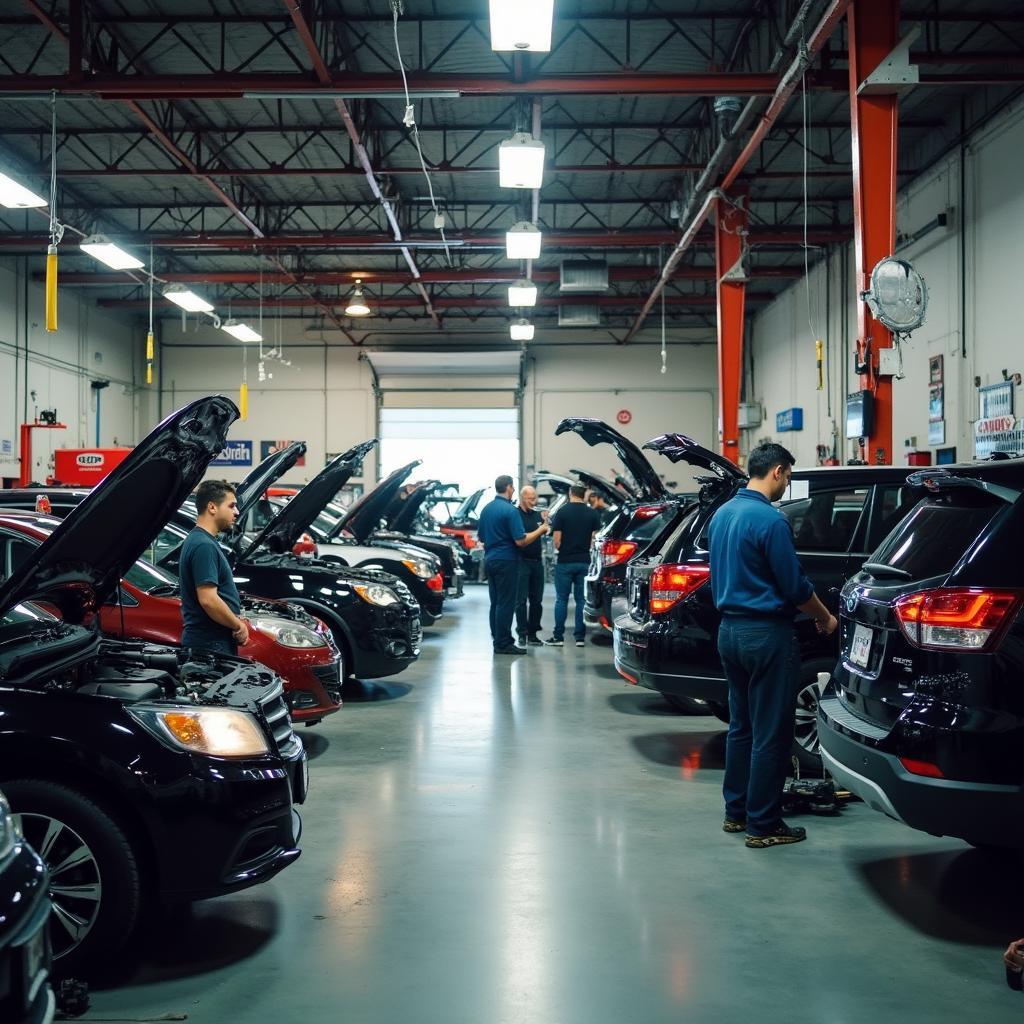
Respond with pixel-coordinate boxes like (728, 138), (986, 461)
(716, 195), (748, 463)
(849, 1), (899, 465)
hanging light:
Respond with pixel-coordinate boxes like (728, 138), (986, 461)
(505, 221), (542, 260)
(498, 133), (545, 189)
(489, 0), (554, 52)
(163, 285), (214, 313)
(510, 318), (535, 341)
(345, 280), (371, 317)
(508, 279), (538, 307)
(80, 234), (145, 271)
(0, 171), (46, 209)
(221, 319), (263, 342)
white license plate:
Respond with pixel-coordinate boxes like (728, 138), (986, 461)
(850, 623), (873, 668)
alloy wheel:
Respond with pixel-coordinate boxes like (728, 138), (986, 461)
(793, 677), (827, 754)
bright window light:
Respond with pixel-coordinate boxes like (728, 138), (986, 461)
(499, 133), (545, 189)
(221, 319), (263, 342)
(508, 279), (538, 307)
(163, 285), (215, 313)
(0, 171), (47, 209)
(510, 318), (535, 341)
(505, 221), (542, 260)
(489, 0), (554, 52)
(79, 235), (145, 270)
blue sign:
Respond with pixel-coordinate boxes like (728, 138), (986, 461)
(211, 440), (253, 466)
(776, 408), (804, 432)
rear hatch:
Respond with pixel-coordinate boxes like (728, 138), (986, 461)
(555, 417), (667, 500)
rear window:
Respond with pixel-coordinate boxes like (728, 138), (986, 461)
(869, 497), (1000, 579)
(624, 507), (677, 543)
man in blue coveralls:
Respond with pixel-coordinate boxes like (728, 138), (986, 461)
(478, 474), (550, 655)
(708, 442), (837, 848)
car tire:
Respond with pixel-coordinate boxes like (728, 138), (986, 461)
(792, 657), (834, 775)
(707, 701), (730, 723)
(4, 779), (143, 979)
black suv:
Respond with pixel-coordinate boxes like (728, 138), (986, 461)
(819, 460), (1024, 848)
(0, 397), (305, 977)
(615, 435), (921, 770)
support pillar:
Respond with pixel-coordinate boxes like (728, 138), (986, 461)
(715, 193), (748, 464)
(849, 1), (899, 464)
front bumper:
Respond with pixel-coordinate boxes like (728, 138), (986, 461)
(286, 656), (343, 724)
(0, 844), (53, 1024)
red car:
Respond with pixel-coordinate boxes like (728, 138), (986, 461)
(0, 511), (343, 725)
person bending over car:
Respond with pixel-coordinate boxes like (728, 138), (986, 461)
(707, 442), (837, 849)
(180, 478), (249, 655)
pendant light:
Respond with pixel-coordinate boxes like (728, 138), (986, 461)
(508, 279), (538, 307)
(510, 318), (535, 341)
(345, 280), (371, 317)
(505, 221), (542, 260)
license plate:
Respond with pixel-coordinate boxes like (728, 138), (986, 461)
(850, 623), (873, 668)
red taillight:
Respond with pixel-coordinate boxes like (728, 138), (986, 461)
(899, 756), (945, 778)
(894, 588), (1022, 651)
(602, 539), (638, 567)
(649, 563), (710, 615)
(427, 572), (444, 593)
(631, 505), (663, 521)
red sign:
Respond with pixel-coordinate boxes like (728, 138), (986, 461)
(616, 409), (632, 425)
(976, 416), (1016, 435)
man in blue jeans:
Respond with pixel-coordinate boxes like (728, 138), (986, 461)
(707, 442), (837, 849)
(545, 483), (601, 648)
(478, 474), (550, 655)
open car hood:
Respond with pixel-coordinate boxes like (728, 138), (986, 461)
(232, 441), (307, 518)
(0, 396), (238, 622)
(532, 472), (573, 496)
(329, 460), (422, 543)
(388, 479), (440, 534)
(571, 468), (626, 506)
(240, 439), (378, 559)
(642, 433), (748, 482)
(555, 417), (667, 500)
(449, 488), (484, 523)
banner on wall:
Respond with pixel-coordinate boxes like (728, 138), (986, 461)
(211, 440), (253, 467)
(260, 440), (306, 466)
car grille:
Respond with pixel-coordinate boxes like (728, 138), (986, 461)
(410, 616), (422, 647)
(259, 681), (302, 757)
(312, 661), (343, 702)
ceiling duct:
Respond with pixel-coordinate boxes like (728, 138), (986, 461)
(558, 303), (602, 327)
(560, 260), (609, 293)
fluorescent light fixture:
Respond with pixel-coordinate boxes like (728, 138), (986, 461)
(243, 90), (461, 101)
(79, 234), (145, 270)
(498, 133), (545, 189)
(489, 0), (554, 52)
(508, 279), (538, 307)
(221, 319), (263, 342)
(163, 285), (215, 313)
(505, 221), (542, 260)
(345, 280), (371, 317)
(0, 171), (46, 209)
(510, 318), (535, 341)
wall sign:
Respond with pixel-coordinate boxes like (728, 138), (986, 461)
(776, 407), (803, 432)
(616, 409), (632, 425)
(211, 440), (254, 467)
(973, 417), (1024, 459)
(979, 381), (1014, 419)
(928, 420), (945, 446)
(260, 440), (306, 466)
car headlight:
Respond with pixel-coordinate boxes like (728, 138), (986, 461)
(353, 583), (400, 607)
(0, 792), (22, 861)
(128, 706), (270, 758)
(402, 558), (435, 579)
(251, 616), (327, 648)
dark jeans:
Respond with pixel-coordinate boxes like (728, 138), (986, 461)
(718, 617), (800, 835)
(515, 559), (544, 637)
(553, 562), (588, 641)
(486, 558), (519, 650)
(183, 636), (238, 657)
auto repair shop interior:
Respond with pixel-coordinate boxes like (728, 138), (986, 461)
(1, 2), (1024, 1023)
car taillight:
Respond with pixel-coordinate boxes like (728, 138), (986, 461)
(427, 572), (444, 592)
(894, 588), (1022, 651)
(602, 539), (638, 567)
(899, 756), (945, 778)
(649, 563), (710, 615)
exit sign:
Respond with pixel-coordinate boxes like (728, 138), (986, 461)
(776, 407), (804, 432)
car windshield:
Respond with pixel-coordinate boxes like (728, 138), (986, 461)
(0, 602), (58, 627)
(122, 557), (179, 594)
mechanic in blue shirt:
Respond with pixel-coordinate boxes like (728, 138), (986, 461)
(478, 474), (550, 655)
(708, 442), (837, 849)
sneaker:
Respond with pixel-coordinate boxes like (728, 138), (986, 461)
(543, 636), (564, 647)
(526, 634), (544, 647)
(494, 645), (526, 656)
(722, 819), (746, 834)
(745, 822), (807, 848)
(574, 639), (585, 647)
(516, 635), (526, 646)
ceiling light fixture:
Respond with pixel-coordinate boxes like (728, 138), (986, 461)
(508, 279), (538, 307)
(498, 133), (545, 189)
(79, 234), (145, 270)
(221, 319), (263, 343)
(505, 221), (543, 260)
(345, 280), (371, 317)
(0, 170), (47, 209)
(489, 0), (554, 52)
(163, 285), (215, 313)
(510, 318), (535, 341)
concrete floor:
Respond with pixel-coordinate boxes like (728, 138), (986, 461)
(93, 588), (1021, 1023)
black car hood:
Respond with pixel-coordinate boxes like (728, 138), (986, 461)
(233, 441), (308, 517)
(448, 488), (484, 524)
(555, 417), (667, 500)
(571, 468), (626, 506)
(329, 461), (422, 543)
(240, 439), (379, 559)
(389, 479), (440, 534)
(642, 433), (748, 482)
(0, 396), (238, 622)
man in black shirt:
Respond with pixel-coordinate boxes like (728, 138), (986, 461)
(545, 484), (601, 647)
(515, 485), (547, 646)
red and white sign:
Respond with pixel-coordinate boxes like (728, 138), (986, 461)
(76, 452), (105, 468)
(616, 409), (632, 425)
(976, 415), (1016, 435)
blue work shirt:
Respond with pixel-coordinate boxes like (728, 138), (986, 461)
(707, 488), (814, 619)
(477, 495), (525, 563)
(179, 527), (242, 647)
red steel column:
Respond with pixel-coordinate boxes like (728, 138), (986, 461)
(849, 1), (899, 464)
(715, 194), (748, 464)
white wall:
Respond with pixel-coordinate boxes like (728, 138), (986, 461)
(0, 256), (144, 483)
